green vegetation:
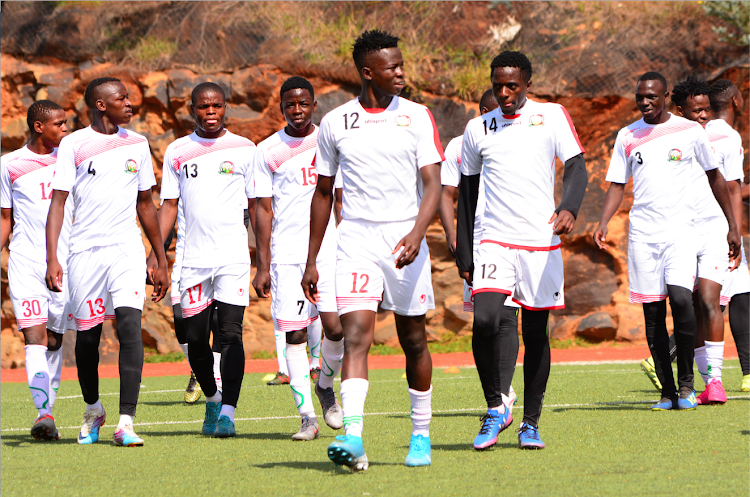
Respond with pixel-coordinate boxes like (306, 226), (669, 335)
(250, 349), (277, 360)
(2, 362), (747, 495)
(702, 0), (750, 46)
(143, 347), (184, 364)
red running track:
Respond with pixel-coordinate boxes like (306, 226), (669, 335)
(0, 343), (738, 383)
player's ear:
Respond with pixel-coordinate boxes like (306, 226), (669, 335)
(33, 120), (44, 135)
(361, 65), (373, 82)
(313, 100), (318, 113)
(526, 79), (532, 90)
(675, 105), (684, 117)
(188, 100), (196, 120)
(95, 98), (107, 113)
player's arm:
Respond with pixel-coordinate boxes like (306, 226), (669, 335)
(137, 190), (169, 302)
(248, 197), (257, 235)
(593, 183), (625, 250)
(334, 188), (343, 226)
(393, 163), (440, 269)
(0, 208), (11, 250)
(252, 197), (273, 298)
(456, 173), (479, 283)
(552, 153), (587, 235)
(146, 198), (178, 280)
(728, 179), (743, 240)
(302, 174), (334, 304)
(742, 181), (749, 200)
(705, 168), (741, 262)
(439, 184), (457, 257)
(45, 190), (69, 292)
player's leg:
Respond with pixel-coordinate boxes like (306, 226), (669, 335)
(210, 304), (222, 392)
(45, 330), (64, 414)
(317, 312), (344, 429)
(174, 302), (202, 403)
(286, 327), (319, 440)
(267, 326), (290, 385)
(112, 306), (145, 446)
(695, 279), (726, 404)
(308, 318), (322, 379)
(728, 292), (750, 390)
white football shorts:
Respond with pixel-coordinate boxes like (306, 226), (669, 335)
(695, 216), (729, 286)
(271, 263), (320, 333)
(171, 260), (182, 306)
(8, 252), (73, 333)
(720, 244), (750, 305)
(335, 219), (434, 316)
(66, 242), (144, 331)
(628, 238), (696, 303)
(180, 263), (250, 318)
(472, 241), (564, 310)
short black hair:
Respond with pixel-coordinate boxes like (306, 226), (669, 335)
(84, 77), (121, 109)
(671, 76), (709, 108)
(27, 100), (63, 132)
(279, 76), (314, 101)
(479, 89), (497, 113)
(352, 29), (400, 69)
(490, 51), (532, 83)
(637, 72), (668, 93)
(708, 79), (736, 112)
(191, 82), (225, 105)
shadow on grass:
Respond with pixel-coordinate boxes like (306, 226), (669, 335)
(252, 460), (402, 473)
(139, 400), (195, 407)
(741, 430), (749, 436)
(1, 434), (81, 447)
(139, 429), (294, 441)
(432, 442), (516, 451)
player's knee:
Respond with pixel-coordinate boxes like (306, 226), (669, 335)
(22, 325), (47, 346)
(667, 286), (694, 315)
(286, 328), (307, 345)
(46, 331), (64, 351)
(397, 328), (427, 355)
(321, 314), (343, 341)
(115, 307), (143, 345)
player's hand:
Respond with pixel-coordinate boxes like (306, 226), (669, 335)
(45, 259), (64, 292)
(145, 251), (157, 285)
(150, 264), (169, 302)
(550, 210), (575, 236)
(593, 224), (609, 250)
(459, 268), (472, 285)
(301, 263), (320, 305)
(447, 234), (457, 259)
(727, 229), (741, 269)
(253, 268), (272, 298)
(393, 230), (422, 269)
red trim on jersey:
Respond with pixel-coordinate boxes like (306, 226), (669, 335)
(361, 107), (387, 114)
(266, 134), (317, 172)
(502, 114), (521, 119)
(171, 296), (181, 305)
(559, 105), (585, 154)
(480, 240), (562, 252)
(629, 291), (667, 303)
(17, 317), (48, 329)
(276, 316), (319, 332)
(7, 156), (56, 183)
(182, 299), (215, 318)
(74, 131), (147, 167)
(170, 135), (255, 173)
(425, 107), (446, 161)
(623, 120), (696, 158)
(706, 131), (729, 143)
(463, 303), (474, 312)
(75, 315), (106, 331)
(720, 295), (731, 306)
(472, 288), (512, 297)
(511, 297), (564, 311)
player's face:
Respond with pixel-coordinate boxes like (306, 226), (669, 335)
(191, 91), (226, 139)
(679, 94), (711, 126)
(491, 66), (531, 116)
(635, 80), (668, 123)
(366, 47), (406, 96)
(281, 88), (316, 135)
(38, 109), (68, 148)
(99, 82), (133, 125)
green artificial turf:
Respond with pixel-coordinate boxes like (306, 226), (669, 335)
(2, 361), (748, 496)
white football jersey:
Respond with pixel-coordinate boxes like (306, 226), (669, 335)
(441, 135), (486, 248)
(606, 114), (717, 243)
(315, 96), (444, 223)
(705, 119), (744, 182)
(51, 126), (156, 253)
(0, 146), (73, 265)
(161, 130), (255, 269)
(162, 197), (186, 282)
(461, 99), (585, 250)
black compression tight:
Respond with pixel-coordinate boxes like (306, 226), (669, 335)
(184, 302), (245, 407)
(643, 300), (674, 395)
(728, 293), (750, 375)
(173, 303), (221, 353)
(521, 309), (551, 428)
(472, 293), (519, 409)
(75, 307), (144, 416)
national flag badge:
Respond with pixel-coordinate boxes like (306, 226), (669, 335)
(124, 159), (139, 174)
(528, 114), (545, 126)
(394, 115), (411, 127)
(667, 149), (682, 162)
(218, 161), (235, 175)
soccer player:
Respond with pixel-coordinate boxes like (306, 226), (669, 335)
(593, 72), (740, 411)
(253, 76), (345, 440)
(157, 82), (255, 438)
(438, 89), (518, 410)
(302, 29), (444, 470)
(708, 79), (750, 392)
(457, 51), (587, 450)
(1, 100), (71, 441)
(45, 77), (169, 446)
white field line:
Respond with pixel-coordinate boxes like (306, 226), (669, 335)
(2, 395), (748, 433)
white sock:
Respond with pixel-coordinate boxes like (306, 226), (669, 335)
(117, 414), (133, 429)
(219, 405), (235, 422)
(341, 378), (368, 438)
(274, 328), (288, 375)
(87, 400), (103, 413)
(318, 337), (344, 390)
(705, 341), (724, 383)
(25, 345), (51, 417)
(694, 345), (710, 386)
(46, 347), (63, 413)
(179, 343), (190, 365)
(286, 342), (316, 417)
(307, 319), (322, 369)
(213, 352), (222, 390)
(206, 391), (222, 404)
(409, 386), (432, 437)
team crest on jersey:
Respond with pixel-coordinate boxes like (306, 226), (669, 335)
(667, 149), (682, 162)
(124, 159), (139, 174)
(553, 292), (561, 301)
(394, 115), (411, 127)
(218, 161), (235, 175)
(528, 114), (545, 126)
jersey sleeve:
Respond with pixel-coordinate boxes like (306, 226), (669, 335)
(720, 135), (744, 182)
(694, 128), (718, 172)
(137, 144), (157, 191)
(334, 168), (343, 189)
(315, 115), (339, 177)
(441, 138), (461, 187)
(160, 146), (180, 200)
(460, 121), (483, 176)
(0, 157), (12, 209)
(244, 145), (256, 199)
(253, 146), (273, 198)
(415, 107), (445, 168)
(605, 130), (631, 184)
(50, 135), (76, 192)
(554, 104), (585, 163)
